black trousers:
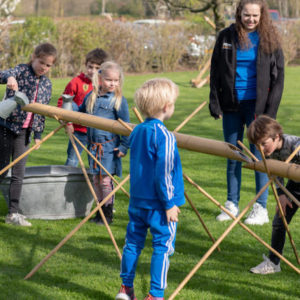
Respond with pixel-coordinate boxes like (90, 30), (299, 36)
(0, 126), (29, 214)
(269, 184), (299, 265)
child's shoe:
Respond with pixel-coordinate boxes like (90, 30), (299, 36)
(250, 254), (281, 274)
(144, 294), (164, 300)
(115, 284), (137, 300)
(216, 201), (239, 221)
(244, 203), (269, 225)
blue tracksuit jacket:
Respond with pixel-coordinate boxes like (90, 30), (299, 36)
(129, 118), (185, 210)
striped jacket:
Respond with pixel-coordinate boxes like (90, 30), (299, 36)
(129, 118), (185, 210)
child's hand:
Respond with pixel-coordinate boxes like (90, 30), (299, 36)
(7, 77), (18, 91)
(65, 123), (74, 134)
(114, 148), (125, 157)
(166, 205), (180, 223)
(34, 139), (41, 150)
(277, 194), (293, 216)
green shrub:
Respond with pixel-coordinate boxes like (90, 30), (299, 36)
(4, 17), (57, 68)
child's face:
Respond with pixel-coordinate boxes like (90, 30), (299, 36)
(99, 69), (120, 94)
(85, 62), (101, 80)
(257, 134), (282, 156)
(31, 55), (55, 77)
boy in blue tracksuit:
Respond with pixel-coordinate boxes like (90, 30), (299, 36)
(116, 78), (185, 300)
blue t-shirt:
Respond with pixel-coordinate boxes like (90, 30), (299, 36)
(235, 31), (259, 101)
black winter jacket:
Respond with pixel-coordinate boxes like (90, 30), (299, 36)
(209, 24), (284, 119)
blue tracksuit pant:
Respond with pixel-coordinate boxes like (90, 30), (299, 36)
(120, 206), (177, 297)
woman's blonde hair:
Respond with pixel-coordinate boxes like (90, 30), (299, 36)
(86, 61), (124, 113)
(134, 78), (179, 118)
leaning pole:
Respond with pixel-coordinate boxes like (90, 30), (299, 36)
(22, 103), (300, 182)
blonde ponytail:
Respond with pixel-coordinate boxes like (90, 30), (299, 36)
(86, 71), (99, 113)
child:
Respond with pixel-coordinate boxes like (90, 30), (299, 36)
(57, 48), (108, 166)
(0, 42), (57, 226)
(74, 61), (130, 225)
(247, 115), (300, 274)
(115, 78), (185, 300)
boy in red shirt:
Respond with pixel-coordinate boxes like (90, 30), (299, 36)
(57, 48), (108, 166)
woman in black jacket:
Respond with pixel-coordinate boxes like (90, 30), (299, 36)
(209, 0), (284, 225)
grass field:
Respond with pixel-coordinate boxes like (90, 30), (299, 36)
(0, 68), (299, 300)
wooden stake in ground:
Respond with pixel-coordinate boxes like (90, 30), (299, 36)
(24, 174), (130, 280)
(184, 191), (220, 252)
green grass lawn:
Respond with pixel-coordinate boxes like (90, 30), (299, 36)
(0, 68), (300, 299)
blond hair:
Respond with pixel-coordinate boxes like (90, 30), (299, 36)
(134, 78), (179, 118)
(86, 61), (124, 113)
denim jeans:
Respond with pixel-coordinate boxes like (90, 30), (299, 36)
(65, 131), (88, 167)
(222, 100), (269, 208)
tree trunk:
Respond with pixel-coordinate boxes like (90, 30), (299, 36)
(212, 0), (225, 33)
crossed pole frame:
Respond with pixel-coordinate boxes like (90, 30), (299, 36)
(0, 114), (132, 278)
(168, 141), (300, 300)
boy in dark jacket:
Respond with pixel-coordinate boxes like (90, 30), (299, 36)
(247, 115), (300, 274)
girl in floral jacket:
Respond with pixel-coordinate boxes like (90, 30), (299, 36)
(0, 42), (57, 226)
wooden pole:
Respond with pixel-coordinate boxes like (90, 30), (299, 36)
(66, 128), (122, 261)
(174, 102), (207, 132)
(191, 59), (211, 87)
(21, 104), (300, 182)
(132, 107), (144, 123)
(0, 123), (65, 176)
(24, 175), (130, 280)
(184, 191), (220, 252)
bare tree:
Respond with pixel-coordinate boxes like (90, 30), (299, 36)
(160, 0), (236, 33)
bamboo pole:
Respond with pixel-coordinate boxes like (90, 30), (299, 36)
(191, 59), (211, 86)
(0, 123), (65, 176)
(24, 175), (130, 280)
(132, 107), (144, 123)
(184, 191), (220, 252)
(21, 104), (300, 182)
(174, 102), (207, 132)
(66, 128), (122, 261)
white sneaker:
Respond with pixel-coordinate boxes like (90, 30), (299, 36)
(5, 213), (32, 227)
(250, 254), (281, 274)
(216, 201), (239, 221)
(244, 203), (269, 225)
